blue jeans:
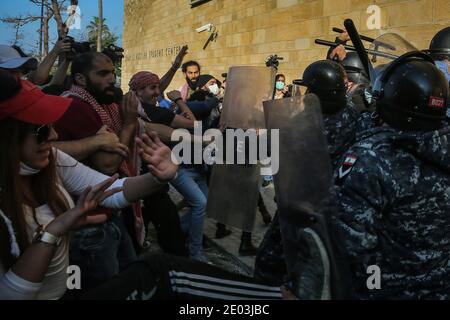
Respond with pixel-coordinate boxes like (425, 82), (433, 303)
(170, 166), (208, 259)
(69, 212), (137, 293)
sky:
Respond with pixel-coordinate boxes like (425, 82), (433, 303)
(0, 0), (124, 54)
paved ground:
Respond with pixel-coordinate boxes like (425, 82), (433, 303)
(202, 183), (277, 271)
(144, 182), (278, 276)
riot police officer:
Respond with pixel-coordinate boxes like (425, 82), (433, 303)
(427, 26), (450, 83)
(255, 59), (367, 286)
(335, 51), (450, 299)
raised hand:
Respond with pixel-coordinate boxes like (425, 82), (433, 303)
(52, 38), (72, 56)
(338, 31), (351, 43)
(166, 90), (182, 102)
(121, 91), (139, 126)
(46, 175), (122, 236)
(329, 45), (347, 62)
(136, 132), (178, 182)
(172, 45), (189, 71)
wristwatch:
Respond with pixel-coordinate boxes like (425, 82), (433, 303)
(33, 227), (62, 248)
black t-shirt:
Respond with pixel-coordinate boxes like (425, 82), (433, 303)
(143, 103), (175, 126)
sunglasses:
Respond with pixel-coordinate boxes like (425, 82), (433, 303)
(30, 124), (53, 145)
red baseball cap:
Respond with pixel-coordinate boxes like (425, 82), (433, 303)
(0, 80), (72, 125)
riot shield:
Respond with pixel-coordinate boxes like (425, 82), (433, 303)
(207, 164), (260, 232)
(264, 94), (332, 215)
(290, 84), (303, 97)
(263, 94), (352, 300)
(220, 66), (276, 130)
(368, 33), (419, 80)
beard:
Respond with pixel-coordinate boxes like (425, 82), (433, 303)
(85, 78), (122, 105)
(186, 77), (198, 91)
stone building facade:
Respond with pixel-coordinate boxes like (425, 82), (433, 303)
(122, 0), (449, 91)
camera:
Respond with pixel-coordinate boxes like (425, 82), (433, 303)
(196, 23), (214, 33)
(102, 44), (125, 64)
(265, 55), (284, 69)
(62, 36), (92, 58)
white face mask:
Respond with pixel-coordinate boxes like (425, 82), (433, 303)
(20, 162), (41, 176)
(208, 84), (220, 95)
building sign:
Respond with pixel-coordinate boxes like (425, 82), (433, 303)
(126, 45), (182, 61)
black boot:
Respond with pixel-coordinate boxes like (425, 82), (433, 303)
(239, 232), (259, 256)
(215, 223), (232, 239)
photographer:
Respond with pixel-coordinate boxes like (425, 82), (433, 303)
(274, 74), (291, 100)
(28, 39), (72, 86)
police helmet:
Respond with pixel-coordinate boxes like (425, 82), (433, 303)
(342, 52), (370, 86)
(373, 51), (449, 131)
(295, 60), (347, 114)
(428, 27), (450, 59)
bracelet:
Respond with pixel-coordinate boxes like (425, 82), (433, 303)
(173, 97), (183, 104)
(33, 226), (62, 248)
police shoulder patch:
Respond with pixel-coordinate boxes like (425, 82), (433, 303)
(336, 154), (358, 184)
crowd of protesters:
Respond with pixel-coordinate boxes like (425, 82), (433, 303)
(0, 24), (449, 300)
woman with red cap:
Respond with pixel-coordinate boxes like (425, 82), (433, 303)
(0, 71), (286, 300)
(0, 71), (179, 299)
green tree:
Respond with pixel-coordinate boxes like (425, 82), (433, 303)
(86, 16), (117, 51)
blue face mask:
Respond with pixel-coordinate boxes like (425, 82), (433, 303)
(435, 60), (450, 82)
(276, 81), (285, 90)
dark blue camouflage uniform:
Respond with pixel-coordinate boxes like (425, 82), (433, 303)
(254, 101), (371, 285)
(323, 101), (370, 168)
(334, 125), (450, 299)
(347, 85), (376, 114)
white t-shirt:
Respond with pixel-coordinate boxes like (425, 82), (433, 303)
(0, 149), (130, 300)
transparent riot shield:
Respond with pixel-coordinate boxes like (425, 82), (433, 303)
(206, 164), (261, 232)
(368, 33), (419, 81)
(263, 94), (352, 300)
(220, 66), (276, 130)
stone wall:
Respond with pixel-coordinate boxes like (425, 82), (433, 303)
(122, 0), (449, 91)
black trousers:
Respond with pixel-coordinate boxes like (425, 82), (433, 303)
(81, 253), (283, 300)
(124, 188), (188, 257)
(142, 188), (188, 257)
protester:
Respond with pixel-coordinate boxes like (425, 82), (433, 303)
(3, 12), (450, 302)
(0, 70), (175, 299)
(179, 60), (201, 102)
(274, 74), (291, 100)
(53, 52), (144, 292)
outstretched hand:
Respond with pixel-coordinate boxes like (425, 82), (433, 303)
(46, 175), (122, 236)
(136, 132), (178, 182)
